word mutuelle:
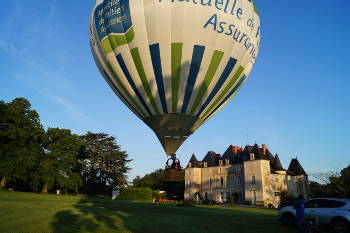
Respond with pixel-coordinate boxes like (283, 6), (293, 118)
(159, 0), (260, 60)
(159, 0), (244, 20)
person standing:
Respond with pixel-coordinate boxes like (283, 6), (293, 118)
(295, 194), (306, 233)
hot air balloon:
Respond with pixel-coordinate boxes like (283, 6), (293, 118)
(89, 0), (261, 170)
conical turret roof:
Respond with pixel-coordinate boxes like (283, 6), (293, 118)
(272, 154), (285, 171)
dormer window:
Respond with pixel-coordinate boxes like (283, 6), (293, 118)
(219, 160), (223, 166)
(225, 159), (230, 165)
(203, 162), (208, 168)
(250, 153), (255, 160)
(188, 162), (192, 168)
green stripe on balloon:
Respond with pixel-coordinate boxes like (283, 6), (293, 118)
(171, 43), (183, 113)
(204, 75), (246, 121)
(202, 65), (244, 118)
(253, 3), (259, 15)
(106, 62), (147, 118)
(189, 50), (224, 115)
(130, 47), (160, 115)
(101, 27), (135, 54)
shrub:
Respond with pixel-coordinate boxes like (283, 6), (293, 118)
(177, 200), (195, 207)
(116, 187), (153, 202)
(228, 193), (238, 206)
(279, 192), (298, 208)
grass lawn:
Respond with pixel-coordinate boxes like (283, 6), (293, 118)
(0, 190), (298, 233)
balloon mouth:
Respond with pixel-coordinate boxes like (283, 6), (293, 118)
(144, 114), (204, 156)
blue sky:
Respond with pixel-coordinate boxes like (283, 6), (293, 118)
(0, 0), (349, 181)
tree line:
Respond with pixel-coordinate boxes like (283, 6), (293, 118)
(0, 98), (131, 195)
(310, 165), (350, 199)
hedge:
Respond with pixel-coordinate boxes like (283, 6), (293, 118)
(116, 187), (153, 201)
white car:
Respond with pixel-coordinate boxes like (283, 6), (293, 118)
(278, 198), (350, 233)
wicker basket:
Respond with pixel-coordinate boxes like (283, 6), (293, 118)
(164, 169), (182, 182)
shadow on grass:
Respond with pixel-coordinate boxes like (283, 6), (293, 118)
(51, 197), (124, 233)
(51, 197), (297, 233)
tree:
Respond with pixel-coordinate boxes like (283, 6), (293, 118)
(39, 128), (84, 193)
(132, 169), (166, 190)
(310, 165), (350, 198)
(0, 98), (45, 190)
(328, 165), (350, 198)
(81, 132), (132, 195)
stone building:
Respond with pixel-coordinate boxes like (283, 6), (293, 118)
(184, 144), (309, 208)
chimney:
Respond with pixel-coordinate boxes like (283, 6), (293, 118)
(232, 146), (241, 155)
(233, 146), (238, 154)
(262, 144), (266, 155)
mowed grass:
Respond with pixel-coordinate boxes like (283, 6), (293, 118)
(0, 190), (296, 233)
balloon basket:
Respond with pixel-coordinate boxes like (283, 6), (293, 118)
(164, 168), (182, 182)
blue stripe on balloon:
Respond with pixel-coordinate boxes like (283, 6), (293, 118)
(149, 43), (168, 113)
(116, 54), (153, 116)
(196, 57), (237, 117)
(102, 70), (143, 119)
(181, 45), (205, 113)
(204, 74), (247, 121)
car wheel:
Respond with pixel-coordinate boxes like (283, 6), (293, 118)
(332, 218), (349, 233)
(281, 213), (295, 227)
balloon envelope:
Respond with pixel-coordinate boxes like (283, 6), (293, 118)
(90, 0), (261, 155)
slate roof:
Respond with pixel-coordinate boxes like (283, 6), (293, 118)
(287, 159), (307, 176)
(189, 154), (198, 163)
(202, 151), (221, 167)
(186, 144), (307, 177)
(187, 154), (203, 168)
(271, 154), (285, 171)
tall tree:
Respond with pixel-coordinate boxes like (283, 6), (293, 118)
(81, 132), (132, 195)
(132, 169), (166, 190)
(310, 164), (350, 198)
(0, 98), (45, 190)
(39, 128), (84, 193)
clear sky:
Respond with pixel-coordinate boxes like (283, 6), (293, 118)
(0, 0), (349, 181)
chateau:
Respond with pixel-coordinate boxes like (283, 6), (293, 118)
(184, 144), (309, 208)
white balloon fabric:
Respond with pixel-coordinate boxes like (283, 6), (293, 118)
(90, 0), (261, 155)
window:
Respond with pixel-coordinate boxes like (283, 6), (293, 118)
(305, 200), (318, 208)
(225, 159), (230, 165)
(227, 192), (230, 200)
(238, 192), (242, 202)
(205, 192), (208, 200)
(219, 168), (222, 174)
(203, 162), (208, 167)
(220, 177), (224, 187)
(209, 178), (212, 187)
(251, 175), (256, 184)
(318, 199), (346, 208)
(220, 192), (224, 201)
(219, 160), (223, 166)
(187, 180), (191, 187)
(237, 176), (242, 185)
(226, 176), (230, 187)
(250, 153), (255, 160)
